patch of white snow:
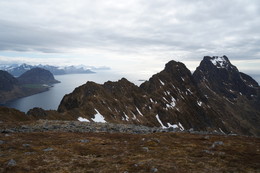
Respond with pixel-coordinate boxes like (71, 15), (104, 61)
(136, 107), (143, 116)
(163, 97), (168, 102)
(219, 128), (225, 134)
(178, 123), (185, 131)
(131, 111), (137, 120)
(210, 56), (228, 68)
(197, 101), (202, 106)
(156, 114), (167, 128)
(78, 117), (90, 122)
(166, 96), (176, 109)
(123, 112), (129, 121)
(92, 109), (106, 123)
(167, 123), (178, 128)
(159, 79), (165, 86)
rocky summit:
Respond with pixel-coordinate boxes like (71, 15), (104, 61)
(58, 56), (260, 136)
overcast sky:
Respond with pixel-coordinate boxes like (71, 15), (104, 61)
(0, 0), (260, 76)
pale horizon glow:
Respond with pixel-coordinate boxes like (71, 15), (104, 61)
(0, 0), (260, 76)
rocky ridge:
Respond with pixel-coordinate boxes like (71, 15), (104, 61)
(58, 56), (260, 136)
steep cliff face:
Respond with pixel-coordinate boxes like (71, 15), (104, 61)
(193, 56), (260, 136)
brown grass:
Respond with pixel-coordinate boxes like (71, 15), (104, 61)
(0, 132), (259, 173)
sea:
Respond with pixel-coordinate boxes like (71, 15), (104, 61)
(4, 71), (260, 113)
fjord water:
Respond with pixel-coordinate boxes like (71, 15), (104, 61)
(5, 71), (145, 113)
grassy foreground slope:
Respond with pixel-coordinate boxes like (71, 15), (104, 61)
(0, 129), (259, 173)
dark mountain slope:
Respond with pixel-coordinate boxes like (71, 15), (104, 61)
(0, 68), (59, 104)
(58, 60), (228, 133)
(193, 56), (260, 136)
(0, 106), (31, 122)
(0, 70), (18, 91)
(18, 67), (59, 85)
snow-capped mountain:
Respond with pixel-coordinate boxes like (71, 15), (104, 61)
(0, 64), (109, 77)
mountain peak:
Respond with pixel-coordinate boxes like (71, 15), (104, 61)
(18, 68), (60, 85)
(202, 55), (236, 70)
(164, 60), (187, 73)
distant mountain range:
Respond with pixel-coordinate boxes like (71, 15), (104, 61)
(0, 64), (110, 77)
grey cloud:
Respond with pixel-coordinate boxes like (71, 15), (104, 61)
(0, 0), (259, 62)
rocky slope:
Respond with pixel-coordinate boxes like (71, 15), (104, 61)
(58, 56), (260, 136)
(0, 106), (31, 122)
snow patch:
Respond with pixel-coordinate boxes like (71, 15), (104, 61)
(210, 56), (228, 68)
(136, 107), (143, 116)
(131, 111), (139, 121)
(123, 112), (129, 121)
(159, 79), (165, 86)
(197, 101), (202, 106)
(78, 117), (90, 122)
(219, 128), (225, 134)
(167, 123), (178, 128)
(92, 109), (106, 123)
(166, 122), (184, 131)
(178, 122), (185, 130)
(156, 114), (167, 128)
(171, 84), (176, 89)
(166, 96), (176, 109)
(163, 97), (168, 102)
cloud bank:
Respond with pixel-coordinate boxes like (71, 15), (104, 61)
(0, 0), (259, 74)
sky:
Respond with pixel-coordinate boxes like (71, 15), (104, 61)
(0, 0), (260, 76)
